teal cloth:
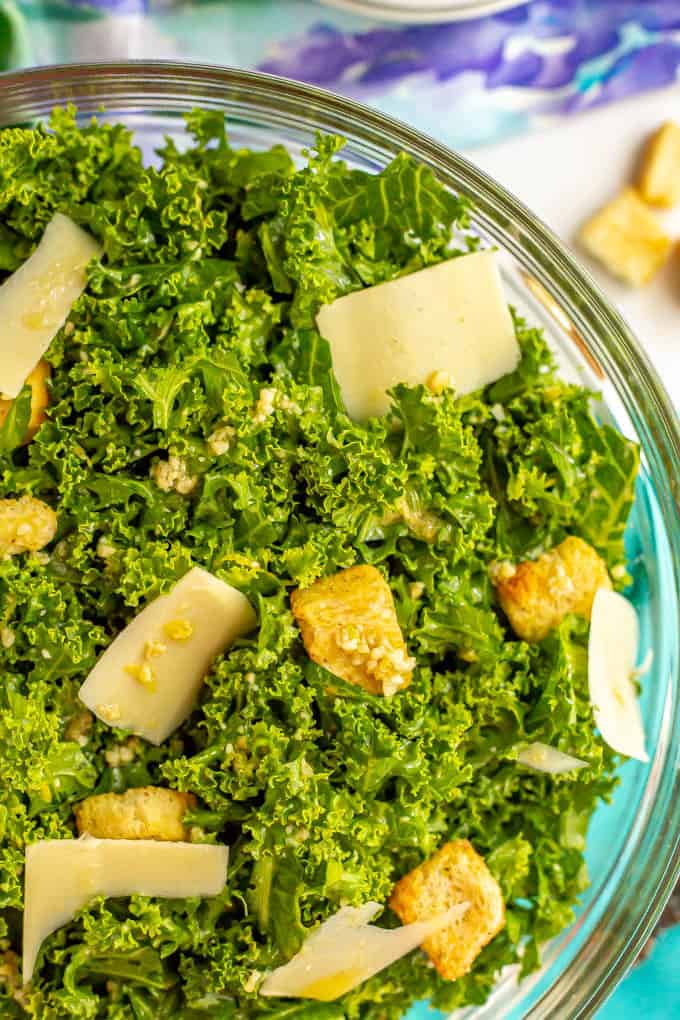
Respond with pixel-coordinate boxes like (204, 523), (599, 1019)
(598, 928), (680, 1019)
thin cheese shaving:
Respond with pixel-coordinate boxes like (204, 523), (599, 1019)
(23, 836), (228, 984)
(0, 213), (101, 397)
(517, 742), (587, 774)
(315, 250), (519, 421)
(260, 901), (469, 1001)
(588, 588), (649, 763)
(79, 567), (257, 744)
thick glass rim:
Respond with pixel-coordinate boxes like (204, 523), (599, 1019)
(0, 62), (678, 1020)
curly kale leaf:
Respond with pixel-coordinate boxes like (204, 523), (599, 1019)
(0, 108), (640, 1020)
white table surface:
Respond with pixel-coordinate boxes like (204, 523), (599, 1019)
(466, 84), (680, 409)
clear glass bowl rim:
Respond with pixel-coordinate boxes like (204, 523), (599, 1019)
(0, 61), (678, 1020)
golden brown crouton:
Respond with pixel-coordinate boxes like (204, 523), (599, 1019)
(74, 786), (196, 841)
(638, 121), (680, 207)
(64, 709), (94, 746)
(578, 188), (671, 285)
(389, 840), (505, 981)
(0, 359), (51, 444)
(0, 950), (25, 1008)
(0, 495), (57, 558)
(493, 535), (611, 643)
(291, 564), (414, 696)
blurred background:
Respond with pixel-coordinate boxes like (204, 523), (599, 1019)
(0, 0), (678, 1015)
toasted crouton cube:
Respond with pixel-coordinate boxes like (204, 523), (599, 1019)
(638, 121), (680, 208)
(579, 188), (671, 285)
(291, 564), (414, 696)
(0, 495), (57, 558)
(389, 840), (505, 981)
(0, 359), (51, 444)
(0, 950), (21, 1003)
(74, 786), (196, 841)
(493, 535), (611, 643)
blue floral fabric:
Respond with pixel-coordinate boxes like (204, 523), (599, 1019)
(9, 0), (680, 148)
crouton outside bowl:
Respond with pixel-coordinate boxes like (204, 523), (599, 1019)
(0, 63), (678, 1020)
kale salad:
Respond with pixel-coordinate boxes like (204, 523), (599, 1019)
(0, 108), (641, 1020)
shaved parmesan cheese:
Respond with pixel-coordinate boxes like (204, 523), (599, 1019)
(517, 742), (587, 774)
(0, 214), (101, 398)
(23, 836), (228, 984)
(588, 589), (649, 762)
(260, 901), (469, 1001)
(316, 250), (519, 420)
(79, 567), (256, 744)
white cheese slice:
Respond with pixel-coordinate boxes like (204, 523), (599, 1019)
(315, 250), (519, 420)
(79, 567), (257, 744)
(260, 900), (469, 1001)
(0, 213), (101, 397)
(517, 742), (587, 774)
(23, 836), (228, 984)
(588, 588), (649, 762)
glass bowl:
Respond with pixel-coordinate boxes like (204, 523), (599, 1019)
(0, 62), (678, 1020)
